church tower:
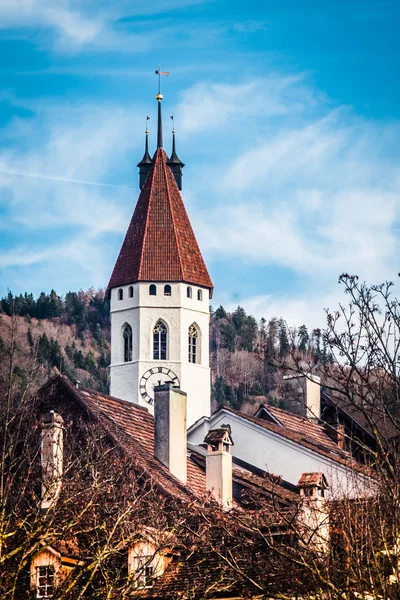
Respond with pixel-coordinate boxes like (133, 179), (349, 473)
(107, 89), (213, 428)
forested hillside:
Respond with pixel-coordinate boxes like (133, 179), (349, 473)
(0, 289), (330, 412)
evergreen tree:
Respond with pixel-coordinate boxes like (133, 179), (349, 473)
(298, 325), (309, 354)
(278, 318), (290, 358)
(266, 318), (278, 357)
(312, 328), (322, 361)
(27, 328), (34, 348)
(213, 376), (227, 406)
(36, 292), (51, 319)
(214, 305), (227, 320)
(48, 289), (63, 318)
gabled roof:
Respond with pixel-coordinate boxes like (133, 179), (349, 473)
(257, 404), (342, 452)
(38, 375), (205, 500)
(108, 148), (213, 293)
(212, 406), (371, 476)
(38, 376), (298, 507)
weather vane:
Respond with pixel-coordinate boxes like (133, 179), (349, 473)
(155, 66), (169, 95)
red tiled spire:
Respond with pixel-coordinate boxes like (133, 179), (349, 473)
(108, 148), (213, 294)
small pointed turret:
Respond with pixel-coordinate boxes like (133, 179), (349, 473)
(156, 93), (163, 149)
(166, 129), (185, 190)
(137, 129), (153, 190)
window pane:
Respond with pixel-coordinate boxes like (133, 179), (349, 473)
(124, 325), (133, 362)
(154, 335), (159, 360)
(37, 566), (55, 598)
(161, 332), (167, 360)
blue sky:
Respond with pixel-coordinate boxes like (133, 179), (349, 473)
(0, 0), (399, 327)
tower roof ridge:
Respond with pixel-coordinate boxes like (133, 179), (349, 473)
(108, 148), (213, 294)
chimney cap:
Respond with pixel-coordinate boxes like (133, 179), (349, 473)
(153, 382), (187, 396)
(204, 424), (234, 446)
(298, 472), (329, 489)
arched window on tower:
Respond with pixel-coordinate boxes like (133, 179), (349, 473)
(149, 284), (157, 296)
(187, 286), (192, 299)
(164, 284), (171, 296)
(118, 288), (123, 300)
(197, 289), (203, 301)
(123, 324), (133, 362)
(188, 324), (200, 364)
(129, 286), (134, 298)
(153, 320), (167, 360)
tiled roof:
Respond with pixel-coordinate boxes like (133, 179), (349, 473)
(219, 406), (371, 476)
(108, 148), (213, 293)
(39, 376), (206, 500)
(261, 404), (343, 452)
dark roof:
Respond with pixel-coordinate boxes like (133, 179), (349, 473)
(322, 391), (399, 442)
(108, 148), (213, 293)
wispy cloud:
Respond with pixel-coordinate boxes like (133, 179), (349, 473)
(176, 78), (400, 326)
(0, 99), (139, 290)
(0, 0), (211, 51)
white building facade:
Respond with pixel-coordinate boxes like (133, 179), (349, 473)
(188, 408), (374, 498)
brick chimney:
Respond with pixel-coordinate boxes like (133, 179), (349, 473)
(41, 410), (64, 510)
(204, 425), (233, 509)
(297, 472), (330, 553)
(283, 373), (321, 423)
(154, 383), (187, 485)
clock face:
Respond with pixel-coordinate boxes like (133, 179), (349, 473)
(139, 367), (180, 405)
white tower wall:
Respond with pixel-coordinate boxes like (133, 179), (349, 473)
(109, 281), (211, 427)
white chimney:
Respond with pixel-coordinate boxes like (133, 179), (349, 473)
(284, 373), (321, 423)
(204, 425), (233, 509)
(154, 383), (187, 485)
(41, 410), (64, 510)
(297, 472), (330, 553)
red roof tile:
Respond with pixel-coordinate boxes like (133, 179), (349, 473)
(108, 148), (213, 293)
(39, 376), (206, 500)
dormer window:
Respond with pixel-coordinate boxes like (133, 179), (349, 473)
(164, 284), (171, 296)
(36, 565), (55, 598)
(118, 289), (123, 301)
(128, 539), (170, 591)
(149, 284), (157, 296)
(133, 556), (155, 589)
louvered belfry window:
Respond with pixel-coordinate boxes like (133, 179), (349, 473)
(153, 321), (167, 360)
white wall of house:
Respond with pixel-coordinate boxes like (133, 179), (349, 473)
(187, 409), (373, 498)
